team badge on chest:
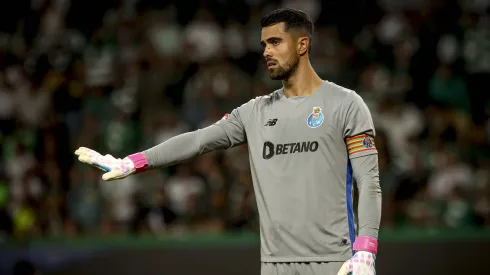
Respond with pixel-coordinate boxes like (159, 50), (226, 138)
(307, 107), (324, 128)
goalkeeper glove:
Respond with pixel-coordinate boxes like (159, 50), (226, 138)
(74, 147), (148, 181)
(337, 236), (377, 275)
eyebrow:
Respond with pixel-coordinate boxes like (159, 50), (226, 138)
(260, 37), (283, 47)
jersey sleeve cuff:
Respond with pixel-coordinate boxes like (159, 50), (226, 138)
(353, 236), (378, 254)
(127, 152), (149, 174)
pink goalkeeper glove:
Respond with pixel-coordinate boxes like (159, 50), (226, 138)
(337, 236), (377, 275)
(74, 147), (148, 181)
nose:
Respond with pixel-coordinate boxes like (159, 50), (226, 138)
(263, 46), (272, 59)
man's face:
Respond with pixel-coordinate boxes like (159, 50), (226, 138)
(261, 22), (300, 80)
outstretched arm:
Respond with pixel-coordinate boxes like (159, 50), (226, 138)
(75, 99), (256, 180)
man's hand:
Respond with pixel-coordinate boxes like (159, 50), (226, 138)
(74, 147), (140, 181)
(337, 251), (376, 275)
(338, 236), (378, 275)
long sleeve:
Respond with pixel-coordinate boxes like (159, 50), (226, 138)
(350, 154), (382, 239)
(142, 124), (231, 168)
(339, 90), (381, 240)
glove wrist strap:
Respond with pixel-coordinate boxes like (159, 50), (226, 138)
(353, 236), (378, 254)
(127, 152), (149, 174)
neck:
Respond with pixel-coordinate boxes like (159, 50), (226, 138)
(282, 59), (323, 98)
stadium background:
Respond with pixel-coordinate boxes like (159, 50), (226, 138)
(1, 0), (490, 274)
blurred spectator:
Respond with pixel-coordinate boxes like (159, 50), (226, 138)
(406, 184), (441, 228)
(372, 95), (425, 172)
(429, 64), (471, 115)
(100, 175), (138, 233)
(442, 186), (472, 228)
(164, 164), (205, 228)
(426, 147), (473, 201)
(146, 188), (177, 235)
(183, 9), (223, 63)
(66, 167), (105, 235)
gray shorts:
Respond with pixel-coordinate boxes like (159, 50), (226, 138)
(261, 262), (344, 275)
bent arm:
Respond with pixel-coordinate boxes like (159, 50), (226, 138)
(142, 124), (231, 169)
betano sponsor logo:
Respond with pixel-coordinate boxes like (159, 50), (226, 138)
(262, 141), (319, 159)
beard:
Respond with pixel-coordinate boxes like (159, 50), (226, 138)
(269, 55), (300, 80)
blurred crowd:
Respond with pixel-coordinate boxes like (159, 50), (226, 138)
(1, 0), (490, 241)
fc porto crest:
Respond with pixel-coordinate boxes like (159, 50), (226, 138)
(307, 107), (324, 128)
(362, 135), (373, 148)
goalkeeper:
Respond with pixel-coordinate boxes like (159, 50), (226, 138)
(75, 8), (381, 275)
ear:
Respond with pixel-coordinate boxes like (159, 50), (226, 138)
(298, 36), (309, 55)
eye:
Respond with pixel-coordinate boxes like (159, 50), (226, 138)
(272, 39), (280, 46)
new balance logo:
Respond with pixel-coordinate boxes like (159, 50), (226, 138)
(264, 118), (278, 126)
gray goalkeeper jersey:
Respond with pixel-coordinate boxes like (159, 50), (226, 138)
(215, 81), (378, 262)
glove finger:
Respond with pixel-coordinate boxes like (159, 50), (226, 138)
(74, 147), (86, 156)
(74, 147), (94, 156)
(75, 147), (103, 160)
(337, 261), (350, 275)
(78, 154), (94, 165)
(102, 170), (121, 181)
